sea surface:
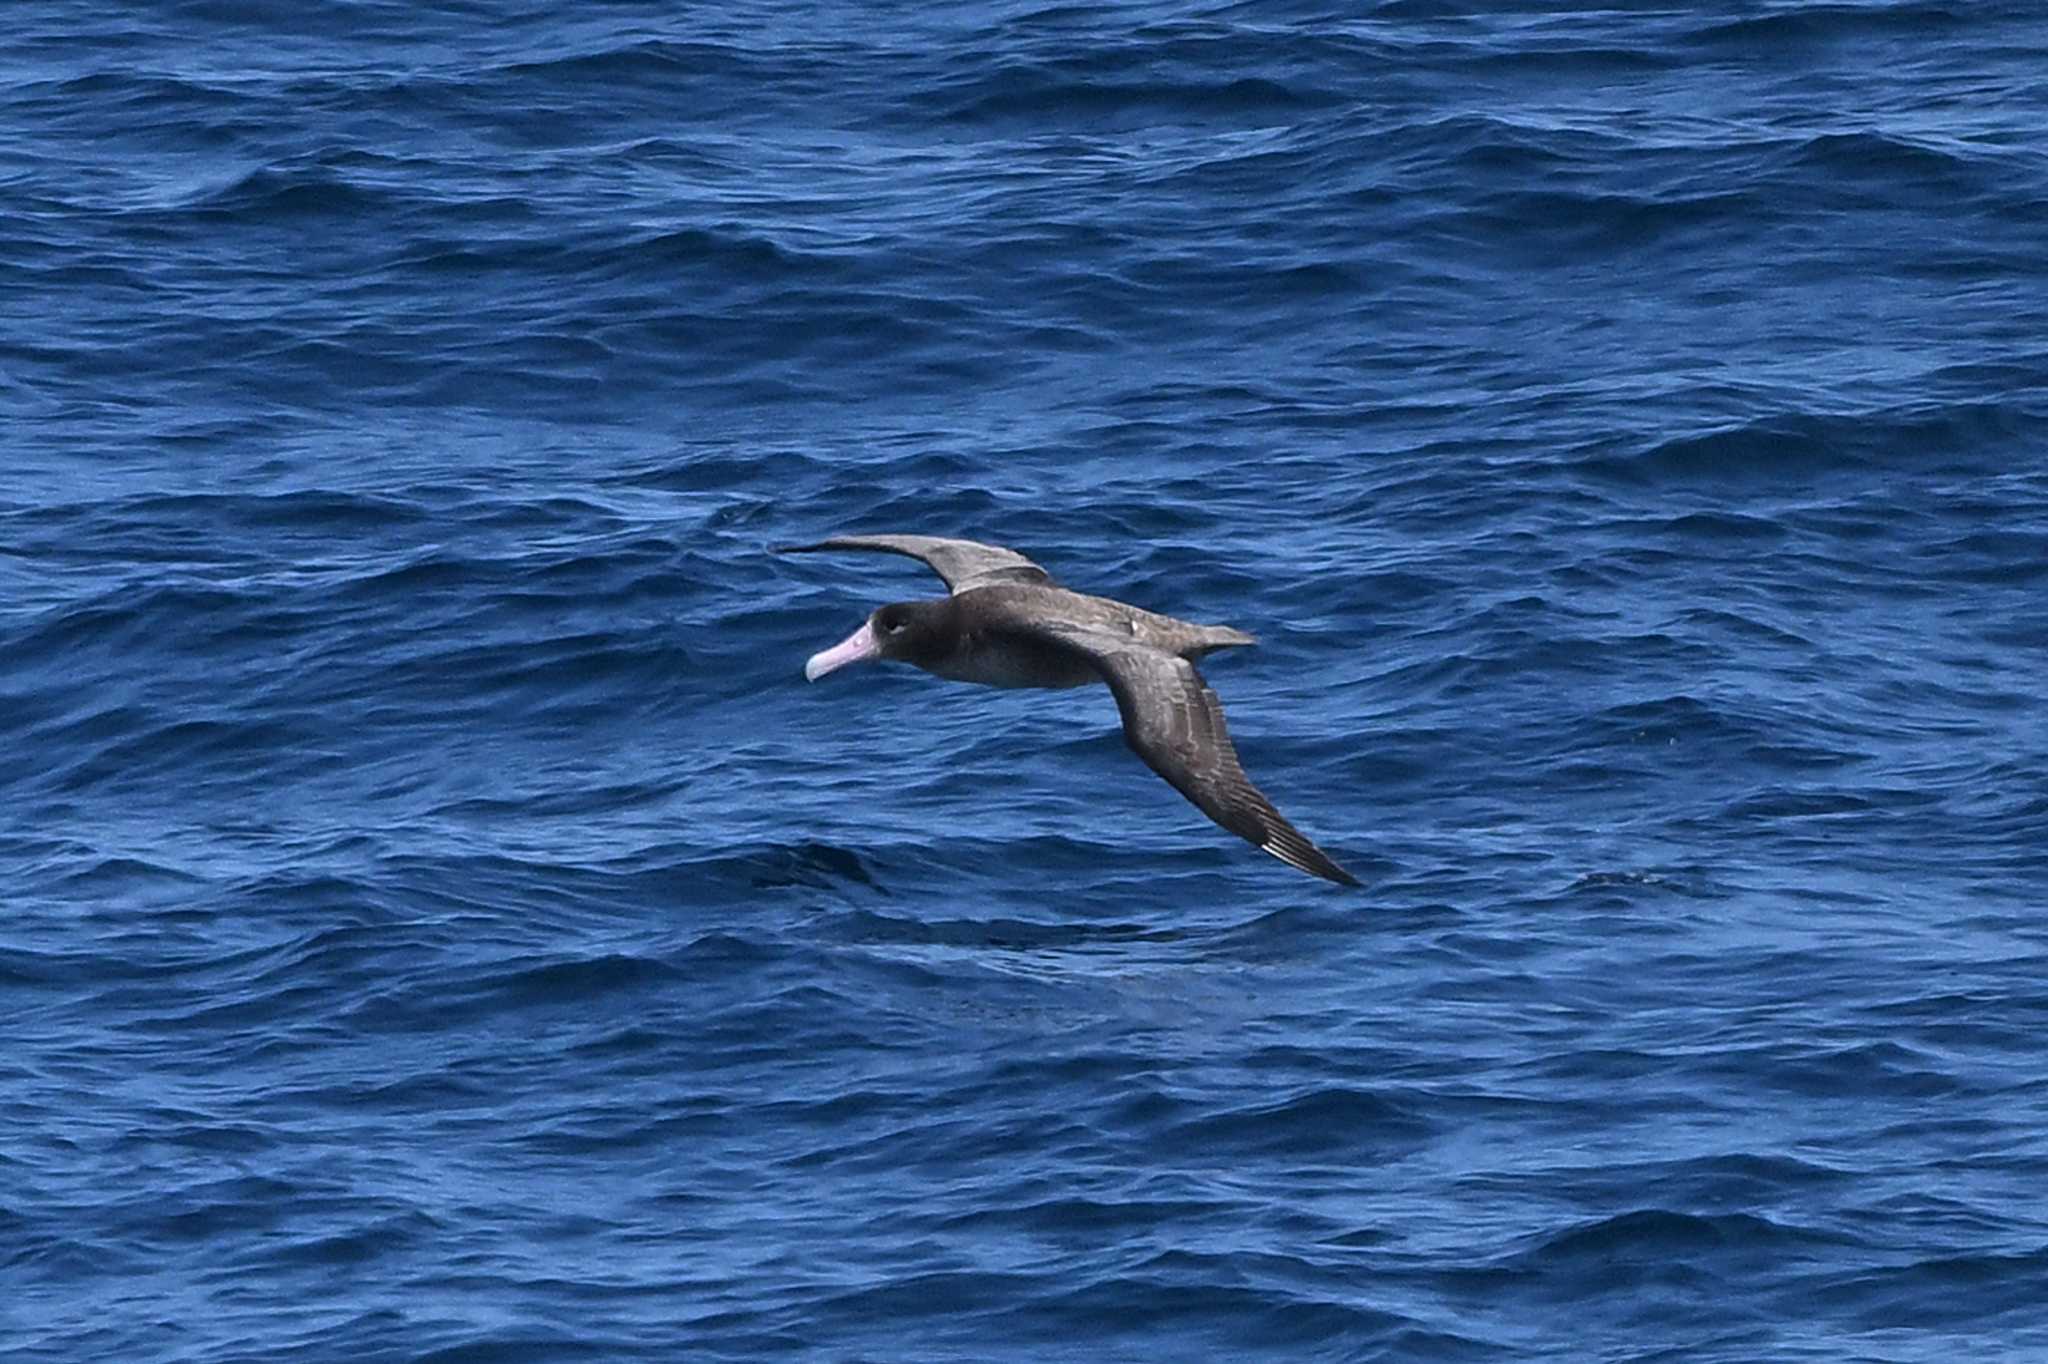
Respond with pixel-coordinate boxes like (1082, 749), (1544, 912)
(6, 2), (2048, 1359)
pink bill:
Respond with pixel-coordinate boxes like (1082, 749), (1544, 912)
(804, 620), (878, 681)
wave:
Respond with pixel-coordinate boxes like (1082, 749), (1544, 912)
(937, 70), (1336, 126)
(1577, 402), (2037, 488)
(1690, 3), (1969, 46)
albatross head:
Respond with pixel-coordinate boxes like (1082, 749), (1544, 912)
(803, 600), (952, 681)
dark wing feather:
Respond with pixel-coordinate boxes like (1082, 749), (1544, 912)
(777, 534), (1053, 594)
(1030, 626), (1359, 886)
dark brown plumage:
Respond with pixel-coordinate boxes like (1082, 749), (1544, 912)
(780, 534), (1359, 886)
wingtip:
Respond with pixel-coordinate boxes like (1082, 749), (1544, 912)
(1262, 837), (1363, 888)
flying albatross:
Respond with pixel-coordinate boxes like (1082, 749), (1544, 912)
(780, 534), (1358, 886)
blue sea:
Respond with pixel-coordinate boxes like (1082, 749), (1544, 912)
(6, 1), (2048, 1359)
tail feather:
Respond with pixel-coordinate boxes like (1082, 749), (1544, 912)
(1195, 625), (1257, 654)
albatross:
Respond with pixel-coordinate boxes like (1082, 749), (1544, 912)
(781, 534), (1358, 886)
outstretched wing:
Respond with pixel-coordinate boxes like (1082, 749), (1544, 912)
(777, 534), (1053, 594)
(1026, 624), (1359, 886)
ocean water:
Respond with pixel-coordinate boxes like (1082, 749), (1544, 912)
(6, 1), (2048, 1358)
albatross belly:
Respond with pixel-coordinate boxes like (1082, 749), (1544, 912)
(927, 633), (1098, 689)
